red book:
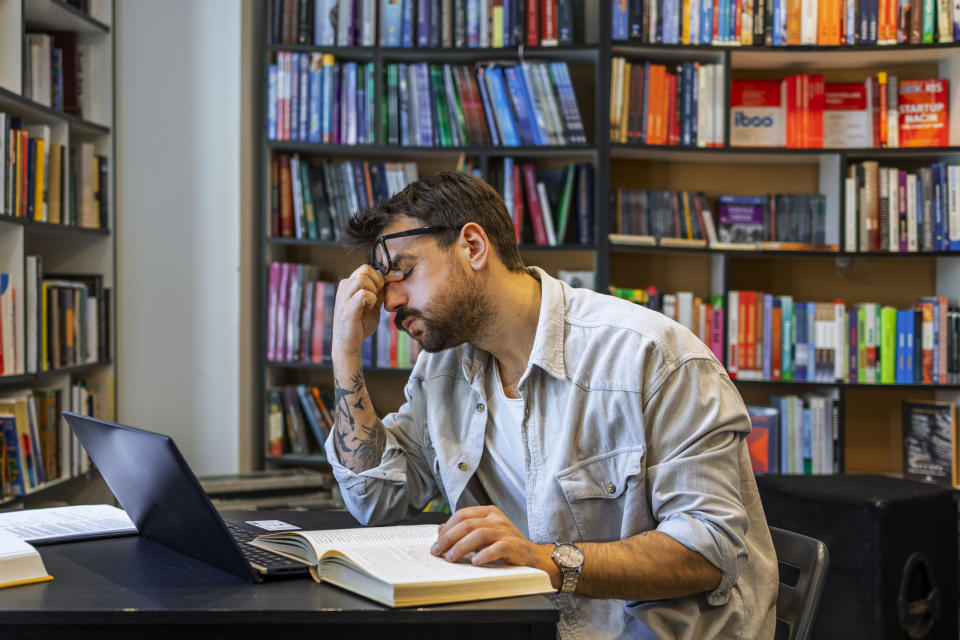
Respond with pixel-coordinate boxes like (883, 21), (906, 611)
(868, 75), (881, 148)
(666, 72), (679, 145)
(898, 79), (949, 148)
(811, 75), (825, 147)
(520, 164), (548, 245)
(540, 0), (558, 45)
(800, 74), (809, 148)
(278, 155), (294, 237)
(526, 0), (540, 45)
(389, 313), (399, 368)
(771, 304), (783, 380)
(512, 164), (524, 241)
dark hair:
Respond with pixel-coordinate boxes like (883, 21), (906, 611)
(346, 171), (525, 273)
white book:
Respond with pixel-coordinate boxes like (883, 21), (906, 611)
(0, 274), (15, 375)
(662, 294), (677, 321)
(535, 64), (564, 145)
(727, 291), (739, 376)
(536, 182), (558, 246)
(697, 64), (708, 147)
(289, 155), (304, 239)
(690, 0), (701, 43)
(712, 65), (724, 146)
(361, 0), (376, 46)
(888, 168), (899, 252)
(0, 530), (51, 589)
(336, 0), (354, 45)
(887, 76), (898, 148)
(0, 113), (5, 215)
(907, 173), (918, 251)
(834, 302), (845, 381)
(844, 177), (857, 252)
(939, 0), (954, 41)
(801, 0), (818, 44)
(0, 505), (137, 544)
(809, 396), (823, 473)
(479, 0), (489, 47)
(676, 292), (694, 331)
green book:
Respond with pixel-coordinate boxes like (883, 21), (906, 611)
(780, 296), (794, 382)
(555, 163), (576, 244)
(300, 161), (319, 240)
(444, 65), (468, 146)
(397, 330), (409, 369)
(429, 65), (453, 147)
(386, 64), (399, 145)
(857, 306), (867, 384)
(880, 306), (897, 384)
(922, 0), (935, 42)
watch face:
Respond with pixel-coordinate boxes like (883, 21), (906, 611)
(556, 543), (584, 567)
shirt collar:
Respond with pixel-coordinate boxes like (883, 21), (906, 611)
(457, 266), (567, 385)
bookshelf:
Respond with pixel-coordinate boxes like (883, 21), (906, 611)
(0, 0), (115, 507)
(256, 1), (960, 479)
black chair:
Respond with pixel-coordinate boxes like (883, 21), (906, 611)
(770, 526), (830, 640)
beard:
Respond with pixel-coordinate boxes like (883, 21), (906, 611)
(394, 265), (491, 353)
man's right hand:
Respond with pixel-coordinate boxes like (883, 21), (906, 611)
(332, 265), (404, 360)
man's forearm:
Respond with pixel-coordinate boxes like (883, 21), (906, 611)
(563, 531), (722, 601)
(332, 354), (386, 473)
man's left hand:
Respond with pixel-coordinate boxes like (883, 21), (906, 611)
(430, 506), (560, 586)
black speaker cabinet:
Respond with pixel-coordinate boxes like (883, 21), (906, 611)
(756, 474), (958, 640)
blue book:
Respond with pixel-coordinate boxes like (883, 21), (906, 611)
(475, 68), (501, 146)
(770, 395), (788, 473)
(849, 0), (858, 45)
(503, 0), (512, 45)
(308, 68), (322, 143)
(932, 164), (945, 251)
(416, 0), (430, 46)
(366, 62), (376, 143)
(775, 0), (786, 45)
(290, 54), (301, 142)
(401, 0), (414, 47)
(466, 0), (480, 46)
(268, 65), (278, 140)
(483, 66), (521, 146)
(381, 0), (403, 46)
(0, 416), (25, 496)
(681, 63), (693, 146)
(702, 0), (715, 44)
(296, 385), (329, 452)
(801, 407), (812, 475)
(806, 303), (816, 383)
(794, 302), (807, 381)
(548, 62), (586, 144)
(612, 0), (629, 39)
(357, 64), (367, 143)
(575, 163), (594, 245)
(416, 63), (434, 146)
(664, 0), (680, 43)
(507, 67), (543, 145)
(896, 309), (915, 384)
(937, 163), (949, 250)
(298, 53), (309, 142)
(321, 59), (334, 142)
(314, 0), (337, 45)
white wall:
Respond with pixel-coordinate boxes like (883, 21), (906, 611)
(116, 0), (255, 475)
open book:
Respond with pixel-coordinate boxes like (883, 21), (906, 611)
(249, 524), (554, 607)
(0, 530), (52, 589)
(0, 504), (137, 544)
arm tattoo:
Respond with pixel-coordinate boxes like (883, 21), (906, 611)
(333, 371), (387, 472)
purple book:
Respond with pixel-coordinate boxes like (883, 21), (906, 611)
(332, 62), (342, 144)
(267, 262), (281, 361)
(717, 195), (765, 243)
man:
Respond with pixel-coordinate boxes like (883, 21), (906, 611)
(325, 171), (778, 639)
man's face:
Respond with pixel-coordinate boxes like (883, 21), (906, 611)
(377, 220), (491, 353)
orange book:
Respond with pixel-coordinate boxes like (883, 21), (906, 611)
(744, 291), (757, 378)
(771, 304), (783, 380)
(919, 302), (934, 384)
(786, 0), (803, 44)
(898, 79), (949, 148)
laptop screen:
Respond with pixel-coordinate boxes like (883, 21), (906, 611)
(63, 411), (259, 582)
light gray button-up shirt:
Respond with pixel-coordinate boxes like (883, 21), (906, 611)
(325, 267), (778, 639)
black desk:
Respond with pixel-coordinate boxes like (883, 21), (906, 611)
(0, 510), (558, 640)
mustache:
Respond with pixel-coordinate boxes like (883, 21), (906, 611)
(394, 308), (423, 330)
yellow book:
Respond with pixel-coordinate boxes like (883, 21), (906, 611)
(0, 530), (52, 589)
(492, 7), (504, 48)
(48, 144), (62, 224)
(33, 137), (45, 222)
(250, 524), (553, 607)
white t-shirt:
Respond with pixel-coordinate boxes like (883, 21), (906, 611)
(474, 358), (529, 537)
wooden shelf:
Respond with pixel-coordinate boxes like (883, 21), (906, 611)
(0, 361), (113, 389)
(23, 0), (109, 35)
(0, 215), (110, 236)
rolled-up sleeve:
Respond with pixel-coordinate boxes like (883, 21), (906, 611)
(323, 377), (439, 526)
(643, 356), (752, 605)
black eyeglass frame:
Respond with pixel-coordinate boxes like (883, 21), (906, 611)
(369, 225), (453, 276)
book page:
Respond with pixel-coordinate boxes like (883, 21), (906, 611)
(296, 524), (440, 550)
(0, 504), (137, 544)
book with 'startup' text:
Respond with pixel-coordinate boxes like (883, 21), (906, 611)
(249, 524), (555, 607)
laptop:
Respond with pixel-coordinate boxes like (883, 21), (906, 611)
(63, 411), (311, 582)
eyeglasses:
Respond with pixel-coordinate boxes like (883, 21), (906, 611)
(369, 225), (452, 276)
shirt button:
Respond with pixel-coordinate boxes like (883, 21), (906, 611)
(458, 462), (468, 471)
(606, 483), (616, 495)
(476, 403), (485, 413)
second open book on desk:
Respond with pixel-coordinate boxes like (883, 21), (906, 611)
(249, 523), (554, 607)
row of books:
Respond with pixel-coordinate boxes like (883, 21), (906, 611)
(727, 293), (960, 385)
(373, 307), (423, 369)
(266, 385), (334, 458)
(730, 77), (949, 149)
(1, 116), (109, 228)
(271, 0), (589, 47)
(269, 155), (419, 240)
(488, 160), (594, 246)
(268, 53), (376, 144)
(611, 0), (960, 45)
(266, 263), (336, 364)
(382, 61), (586, 147)
(23, 31), (88, 118)
(745, 393), (839, 476)
(610, 59), (725, 147)
(845, 161), (960, 253)
(609, 189), (830, 249)
(609, 287), (726, 361)
(0, 383), (100, 499)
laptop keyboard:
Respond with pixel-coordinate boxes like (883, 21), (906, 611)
(224, 520), (309, 571)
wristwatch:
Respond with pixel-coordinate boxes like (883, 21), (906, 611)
(551, 542), (584, 594)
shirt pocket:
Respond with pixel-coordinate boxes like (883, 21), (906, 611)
(555, 445), (652, 541)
